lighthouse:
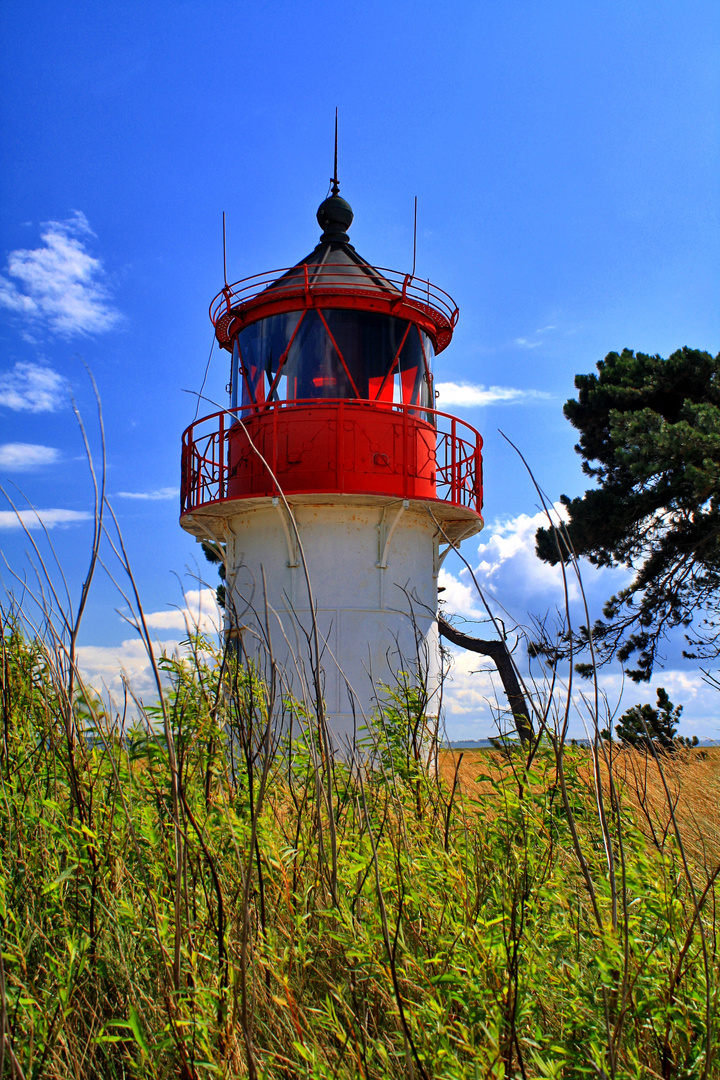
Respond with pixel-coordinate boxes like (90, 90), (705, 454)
(180, 185), (483, 750)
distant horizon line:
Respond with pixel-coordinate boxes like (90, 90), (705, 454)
(446, 738), (720, 749)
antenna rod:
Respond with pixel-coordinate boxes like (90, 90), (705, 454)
(222, 211), (228, 287)
(412, 196), (418, 278)
(331, 108), (340, 196)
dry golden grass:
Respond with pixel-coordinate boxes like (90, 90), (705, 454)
(612, 745), (720, 870)
(438, 745), (720, 871)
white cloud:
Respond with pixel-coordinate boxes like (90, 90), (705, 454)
(0, 508), (91, 530)
(0, 212), (120, 336)
(116, 487), (178, 501)
(76, 589), (222, 701)
(77, 634), (222, 705)
(441, 647), (720, 742)
(0, 362), (66, 412)
(441, 646), (499, 724)
(473, 504), (578, 600)
(466, 507), (633, 619)
(435, 382), (551, 407)
(514, 338), (543, 349)
(438, 506), (613, 737)
(76, 637), (165, 699)
(143, 588), (221, 636)
(0, 443), (60, 470)
(437, 508), (580, 670)
(438, 566), (484, 620)
(438, 509), (719, 741)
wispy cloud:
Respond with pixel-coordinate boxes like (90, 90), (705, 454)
(435, 382), (551, 407)
(515, 324), (556, 349)
(0, 362), (66, 412)
(0, 508), (91, 530)
(0, 443), (61, 470)
(0, 212), (120, 336)
(116, 487), (178, 501)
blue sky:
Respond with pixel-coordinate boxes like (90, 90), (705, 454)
(1, 0), (718, 738)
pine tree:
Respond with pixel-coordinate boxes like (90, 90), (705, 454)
(602, 687), (698, 751)
(536, 347), (720, 681)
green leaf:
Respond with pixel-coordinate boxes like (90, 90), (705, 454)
(128, 1006), (149, 1053)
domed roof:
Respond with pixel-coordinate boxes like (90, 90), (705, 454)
(265, 193), (402, 299)
(210, 191), (459, 354)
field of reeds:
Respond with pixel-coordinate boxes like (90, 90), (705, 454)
(2, 614), (718, 1079)
(1, 426), (718, 1079)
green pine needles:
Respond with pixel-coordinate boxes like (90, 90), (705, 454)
(535, 347), (720, 682)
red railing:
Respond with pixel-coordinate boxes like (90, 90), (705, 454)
(210, 265), (459, 354)
(181, 400), (482, 516)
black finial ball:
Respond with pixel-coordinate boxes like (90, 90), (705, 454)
(316, 195), (354, 242)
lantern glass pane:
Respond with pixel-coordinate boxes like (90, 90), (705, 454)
(236, 309), (434, 405)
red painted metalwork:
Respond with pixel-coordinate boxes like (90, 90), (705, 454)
(180, 400), (483, 517)
(211, 265), (459, 354)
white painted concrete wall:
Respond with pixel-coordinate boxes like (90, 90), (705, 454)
(224, 498), (441, 750)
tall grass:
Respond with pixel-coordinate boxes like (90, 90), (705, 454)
(1, 616), (718, 1078)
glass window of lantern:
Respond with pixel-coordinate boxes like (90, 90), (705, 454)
(395, 325), (426, 408)
(420, 330), (435, 371)
(320, 310), (407, 400)
(237, 311), (303, 405)
(419, 330), (435, 419)
(280, 310), (355, 399)
(235, 309), (436, 409)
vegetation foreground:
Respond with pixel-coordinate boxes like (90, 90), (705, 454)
(2, 624), (719, 1079)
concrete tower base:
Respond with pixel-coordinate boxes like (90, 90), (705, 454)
(183, 494), (481, 751)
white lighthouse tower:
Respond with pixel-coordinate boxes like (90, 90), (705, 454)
(180, 184), (483, 749)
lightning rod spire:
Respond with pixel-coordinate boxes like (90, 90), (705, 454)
(331, 108), (340, 196)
